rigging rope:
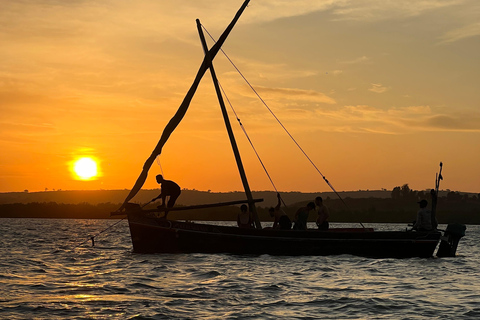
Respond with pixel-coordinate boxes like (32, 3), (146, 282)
(156, 156), (164, 176)
(217, 81), (288, 210)
(218, 83), (277, 191)
(202, 25), (363, 227)
(71, 217), (126, 250)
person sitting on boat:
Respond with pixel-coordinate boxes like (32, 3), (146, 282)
(269, 193), (292, 230)
(237, 204), (254, 228)
(151, 174), (181, 218)
(315, 196), (330, 230)
(293, 202), (316, 230)
(413, 199), (436, 231)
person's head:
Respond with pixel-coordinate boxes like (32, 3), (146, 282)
(156, 174), (164, 183)
(240, 204), (248, 213)
(315, 196), (323, 205)
(307, 202), (316, 210)
(269, 207), (275, 217)
(418, 199), (428, 208)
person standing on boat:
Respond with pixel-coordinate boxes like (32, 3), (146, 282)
(315, 196), (330, 230)
(293, 202), (316, 230)
(151, 174), (181, 218)
(413, 199), (436, 231)
(237, 204), (254, 228)
(269, 193), (292, 230)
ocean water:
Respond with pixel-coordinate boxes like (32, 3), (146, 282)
(0, 219), (479, 320)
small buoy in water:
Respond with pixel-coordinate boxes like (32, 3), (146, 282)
(91, 237), (95, 247)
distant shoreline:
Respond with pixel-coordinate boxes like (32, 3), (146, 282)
(1, 189), (478, 224)
(1, 188), (476, 206)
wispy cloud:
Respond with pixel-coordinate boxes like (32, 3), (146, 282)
(341, 56), (370, 65)
(425, 114), (480, 130)
(310, 104), (480, 133)
(221, 60), (318, 83)
(388, 105), (432, 115)
(330, 0), (465, 22)
(0, 121), (55, 133)
(254, 86), (337, 105)
(368, 83), (388, 93)
(438, 22), (480, 44)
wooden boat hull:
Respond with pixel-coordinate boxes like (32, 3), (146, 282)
(126, 212), (441, 258)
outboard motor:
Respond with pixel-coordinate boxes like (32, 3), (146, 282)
(436, 223), (466, 257)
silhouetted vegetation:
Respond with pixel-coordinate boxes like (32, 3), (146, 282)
(0, 186), (479, 224)
(0, 202), (120, 219)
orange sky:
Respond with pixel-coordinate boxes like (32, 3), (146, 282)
(1, 0), (479, 195)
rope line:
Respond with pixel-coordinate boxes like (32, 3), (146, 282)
(202, 25), (362, 227)
(72, 217), (126, 250)
(156, 156), (164, 176)
(219, 78), (291, 211)
(218, 73), (290, 210)
(217, 81), (279, 194)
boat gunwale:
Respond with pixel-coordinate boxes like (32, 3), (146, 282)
(127, 214), (442, 242)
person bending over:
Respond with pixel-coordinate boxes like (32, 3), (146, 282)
(151, 175), (181, 218)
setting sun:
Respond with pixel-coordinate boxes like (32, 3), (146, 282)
(73, 157), (98, 180)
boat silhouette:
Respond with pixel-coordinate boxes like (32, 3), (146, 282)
(113, 0), (465, 258)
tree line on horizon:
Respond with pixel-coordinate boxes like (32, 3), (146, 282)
(0, 184), (479, 224)
(390, 184), (480, 202)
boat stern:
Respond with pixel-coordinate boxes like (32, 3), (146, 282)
(436, 223), (466, 257)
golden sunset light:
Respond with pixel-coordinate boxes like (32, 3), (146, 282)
(0, 5), (477, 318)
(1, 0), (479, 194)
(72, 157), (98, 181)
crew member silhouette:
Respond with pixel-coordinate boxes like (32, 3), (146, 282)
(237, 204), (254, 229)
(151, 175), (181, 218)
(315, 196), (330, 230)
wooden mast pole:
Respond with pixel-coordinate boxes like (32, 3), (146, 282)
(118, 0), (251, 211)
(196, 19), (262, 229)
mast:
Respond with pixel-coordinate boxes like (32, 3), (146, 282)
(431, 162), (442, 229)
(118, 0), (251, 211)
(196, 19), (262, 229)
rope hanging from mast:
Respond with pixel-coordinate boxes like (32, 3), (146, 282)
(218, 82), (280, 193)
(202, 25), (363, 227)
(216, 80), (289, 210)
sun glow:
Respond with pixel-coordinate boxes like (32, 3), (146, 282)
(72, 157), (98, 180)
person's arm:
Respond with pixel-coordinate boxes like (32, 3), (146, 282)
(151, 192), (162, 202)
(295, 207), (302, 221)
(273, 214), (279, 228)
(413, 211), (421, 229)
(275, 193), (281, 210)
(316, 213), (324, 225)
(160, 193), (167, 206)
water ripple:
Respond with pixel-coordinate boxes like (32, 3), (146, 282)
(0, 219), (479, 319)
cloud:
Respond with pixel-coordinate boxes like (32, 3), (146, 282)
(388, 105), (432, 116)
(425, 114), (480, 130)
(0, 121), (57, 145)
(311, 104), (480, 134)
(219, 57), (318, 83)
(341, 56), (370, 65)
(238, 0), (470, 25)
(329, 0), (465, 22)
(368, 83), (388, 93)
(0, 121), (55, 133)
(438, 22), (480, 44)
(254, 86), (337, 105)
